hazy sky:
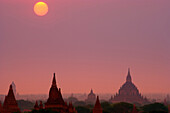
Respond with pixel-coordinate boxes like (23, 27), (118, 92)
(0, 0), (170, 95)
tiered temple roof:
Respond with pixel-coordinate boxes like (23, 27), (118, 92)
(110, 69), (148, 104)
(45, 73), (76, 113)
(2, 84), (20, 113)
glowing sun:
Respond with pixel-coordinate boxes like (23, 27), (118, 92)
(34, 2), (48, 16)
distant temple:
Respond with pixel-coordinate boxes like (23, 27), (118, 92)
(110, 69), (148, 104)
(93, 96), (102, 113)
(85, 89), (96, 104)
(67, 94), (78, 104)
(34, 73), (77, 113)
(164, 94), (170, 105)
(2, 84), (20, 113)
(11, 82), (17, 97)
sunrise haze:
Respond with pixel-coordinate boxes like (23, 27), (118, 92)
(0, 0), (170, 95)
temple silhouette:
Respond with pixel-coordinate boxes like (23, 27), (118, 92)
(0, 70), (152, 113)
(110, 69), (148, 104)
(1, 84), (20, 113)
(93, 96), (102, 113)
(85, 89), (96, 104)
(34, 73), (77, 113)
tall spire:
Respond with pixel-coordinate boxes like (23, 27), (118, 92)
(45, 73), (68, 112)
(126, 68), (132, 82)
(93, 96), (102, 113)
(90, 89), (94, 94)
(128, 68), (130, 75)
(52, 73), (56, 87)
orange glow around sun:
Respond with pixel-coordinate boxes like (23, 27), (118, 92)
(34, 2), (48, 16)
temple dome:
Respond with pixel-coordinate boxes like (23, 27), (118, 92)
(88, 89), (96, 97)
(111, 69), (148, 104)
(119, 82), (139, 95)
(85, 89), (96, 104)
(118, 68), (139, 95)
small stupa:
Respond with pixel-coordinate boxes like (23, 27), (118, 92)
(93, 96), (102, 113)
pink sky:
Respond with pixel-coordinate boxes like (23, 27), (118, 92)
(0, 0), (170, 95)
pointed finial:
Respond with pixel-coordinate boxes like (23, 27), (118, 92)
(52, 73), (56, 87)
(90, 89), (93, 94)
(95, 96), (100, 106)
(128, 68), (130, 75)
(126, 68), (132, 82)
(97, 96), (99, 101)
(10, 84), (13, 90)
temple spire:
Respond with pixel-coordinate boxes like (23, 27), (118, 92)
(128, 68), (130, 75)
(93, 96), (102, 113)
(45, 73), (68, 112)
(52, 73), (57, 87)
(90, 89), (93, 94)
(3, 84), (20, 113)
(126, 68), (132, 82)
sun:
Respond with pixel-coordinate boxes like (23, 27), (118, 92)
(34, 2), (48, 16)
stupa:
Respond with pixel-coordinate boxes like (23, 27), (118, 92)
(45, 73), (77, 113)
(110, 69), (148, 104)
(2, 84), (20, 113)
(85, 89), (96, 104)
(93, 96), (102, 113)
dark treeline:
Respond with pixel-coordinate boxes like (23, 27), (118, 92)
(17, 100), (169, 113)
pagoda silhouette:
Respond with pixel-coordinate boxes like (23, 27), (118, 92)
(2, 84), (20, 113)
(93, 96), (102, 113)
(34, 73), (77, 113)
(85, 89), (96, 104)
(110, 69), (148, 104)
